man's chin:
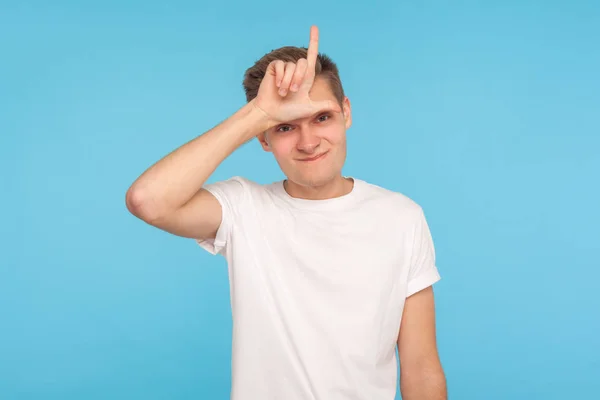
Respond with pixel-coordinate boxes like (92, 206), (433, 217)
(286, 171), (340, 189)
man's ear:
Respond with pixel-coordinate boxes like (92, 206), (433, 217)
(342, 97), (352, 130)
(257, 131), (272, 152)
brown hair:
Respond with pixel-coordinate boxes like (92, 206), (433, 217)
(242, 46), (345, 106)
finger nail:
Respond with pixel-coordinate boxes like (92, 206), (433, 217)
(279, 88), (287, 96)
(291, 84), (299, 92)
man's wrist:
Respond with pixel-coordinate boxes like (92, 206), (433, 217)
(248, 99), (277, 135)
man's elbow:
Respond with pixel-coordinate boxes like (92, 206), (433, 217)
(125, 185), (164, 222)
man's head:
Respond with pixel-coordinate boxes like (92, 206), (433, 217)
(242, 46), (352, 189)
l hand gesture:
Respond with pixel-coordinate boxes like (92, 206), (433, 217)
(253, 26), (342, 126)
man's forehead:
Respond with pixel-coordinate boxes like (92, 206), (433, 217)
(309, 77), (336, 101)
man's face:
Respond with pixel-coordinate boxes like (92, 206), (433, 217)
(258, 77), (352, 188)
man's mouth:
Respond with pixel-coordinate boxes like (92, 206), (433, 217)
(298, 151), (328, 162)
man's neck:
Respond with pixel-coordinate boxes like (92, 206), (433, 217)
(284, 175), (354, 200)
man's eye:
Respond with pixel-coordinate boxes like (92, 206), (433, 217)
(318, 114), (330, 122)
(277, 125), (292, 132)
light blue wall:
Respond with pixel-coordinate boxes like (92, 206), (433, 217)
(1, 1), (598, 399)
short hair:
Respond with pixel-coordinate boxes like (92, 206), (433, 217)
(242, 46), (345, 106)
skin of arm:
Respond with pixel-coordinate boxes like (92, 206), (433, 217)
(397, 286), (447, 400)
(126, 99), (269, 223)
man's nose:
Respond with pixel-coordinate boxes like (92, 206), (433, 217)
(296, 129), (320, 153)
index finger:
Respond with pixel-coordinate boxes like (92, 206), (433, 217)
(306, 25), (319, 71)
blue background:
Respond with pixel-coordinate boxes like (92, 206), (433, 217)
(1, 1), (599, 399)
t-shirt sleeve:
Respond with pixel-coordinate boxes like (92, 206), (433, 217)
(406, 207), (441, 297)
(195, 176), (247, 256)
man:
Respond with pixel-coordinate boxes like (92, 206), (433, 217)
(126, 25), (447, 400)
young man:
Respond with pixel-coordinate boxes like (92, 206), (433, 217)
(126, 26), (447, 400)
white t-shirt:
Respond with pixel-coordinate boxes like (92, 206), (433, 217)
(197, 176), (441, 400)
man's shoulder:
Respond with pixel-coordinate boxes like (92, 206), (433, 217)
(228, 175), (281, 189)
(357, 178), (423, 216)
(208, 175), (280, 197)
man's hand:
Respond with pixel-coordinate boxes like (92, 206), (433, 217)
(252, 25), (342, 127)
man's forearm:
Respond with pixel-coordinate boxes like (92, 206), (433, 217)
(126, 99), (270, 220)
(400, 364), (447, 400)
